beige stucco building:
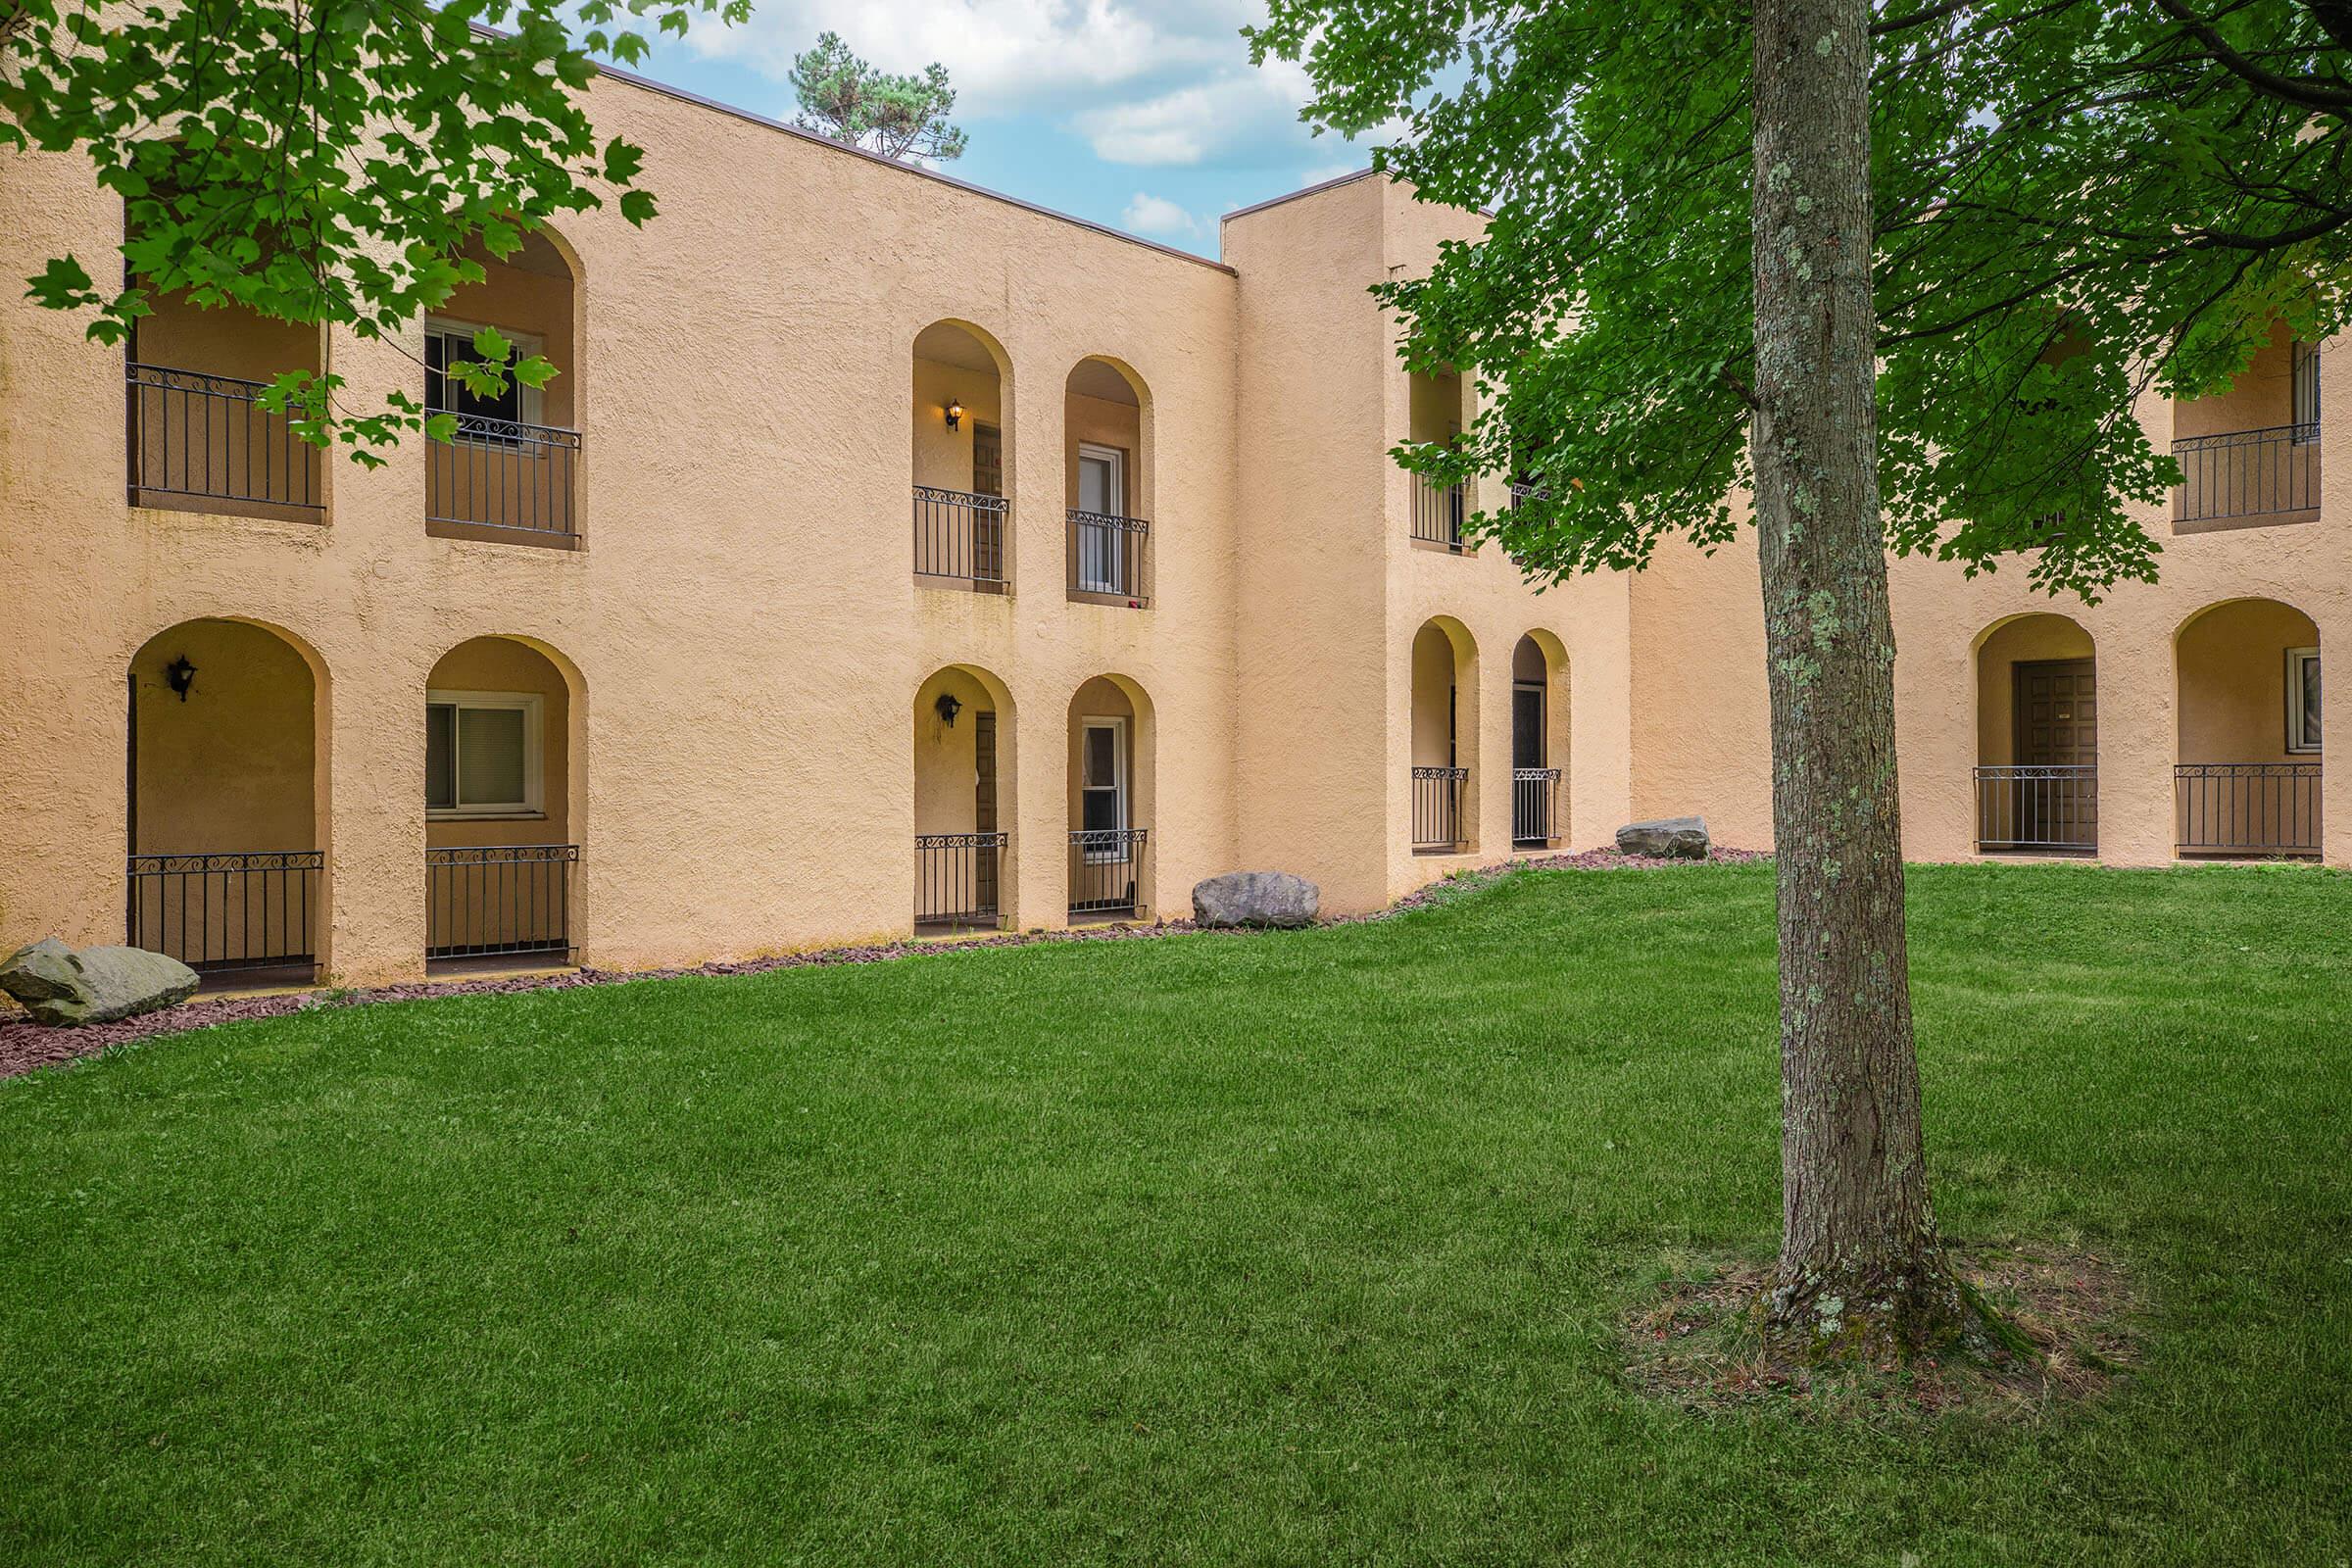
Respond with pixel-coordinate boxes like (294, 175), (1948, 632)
(0, 66), (2337, 989)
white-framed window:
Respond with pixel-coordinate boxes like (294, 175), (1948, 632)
(2287, 647), (2322, 753)
(426, 689), (545, 818)
(424, 317), (544, 430)
(1079, 716), (1127, 858)
(1075, 443), (1128, 594)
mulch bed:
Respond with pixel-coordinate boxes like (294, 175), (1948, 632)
(0, 847), (1765, 1080)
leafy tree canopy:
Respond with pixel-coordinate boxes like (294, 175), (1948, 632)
(1250, 0), (2352, 600)
(1, 0), (749, 458)
(789, 30), (968, 164)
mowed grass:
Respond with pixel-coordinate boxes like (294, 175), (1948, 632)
(2, 861), (2347, 1566)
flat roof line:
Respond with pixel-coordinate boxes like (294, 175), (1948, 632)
(1220, 168), (1378, 223)
(589, 59), (1239, 276)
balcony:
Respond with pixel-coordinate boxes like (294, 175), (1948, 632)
(2172, 422), (2319, 530)
(1066, 509), (1150, 607)
(913, 485), (1009, 588)
(916, 831), (1007, 932)
(126, 363), (322, 523)
(1069, 827), (1149, 919)
(1973, 764), (2098, 856)
(2175, 763), (2321, 858)
(1411, 476), (1469, 552)
(427, 414), (580, 545)
(1411, 765), (1470, 853)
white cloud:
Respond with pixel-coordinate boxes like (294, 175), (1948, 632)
(1297, 157), (1366, 188)
(1120, 192), (1198, 236)
(683, 0), (1256, 119)
(1074, 56), (1315, 167)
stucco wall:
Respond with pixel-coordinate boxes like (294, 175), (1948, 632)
(130, 618), (317, 857)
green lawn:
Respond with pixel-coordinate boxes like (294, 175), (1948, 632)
(3, 861), (2347, 1566)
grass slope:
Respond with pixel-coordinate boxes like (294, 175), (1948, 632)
(3, 861), (2347, 1565)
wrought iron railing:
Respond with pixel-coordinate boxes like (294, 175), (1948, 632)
(1412, 765), (1470, 852)
(125, 363), (321, 514)
(1066, 509), (1150, 605)
(914, 485), (1008, 586)
(125, 850), (322, 973)
(2173, 422), (2320, 526)
(1513, 766), (1561, 848)
(427, 413), (580, 540)
(1509, 481), (1546, 510)
(1411, 476), (1469, 550)
(916, 831), (1007, 929)
(2175, 762), (2321, 858)
(1973, 764), (2097, 855)
(425, 844), (578, 960)
(1068, 827), (1148, 918)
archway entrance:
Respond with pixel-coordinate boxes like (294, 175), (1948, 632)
(423, 637), (580, 967)
(1973, 613), (2097, 855)
(1068, 676), (1153, 920)
(1410, 618), (1478, 852)
(912, 320), (1011, 589)
(2176, 599), (2321, 858)
(914, 665), (1014, 931)
(1511, 632), (1568, 849)
(126, 618), (326, 979)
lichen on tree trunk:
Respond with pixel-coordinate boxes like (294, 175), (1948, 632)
(1746, 0), (1973, 1356)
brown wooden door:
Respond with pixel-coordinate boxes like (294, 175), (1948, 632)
(2014, 659), (2097, 848)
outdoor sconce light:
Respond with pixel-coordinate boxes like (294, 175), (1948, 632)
(935, 691), (962, 727)
(945, 396), (964, 431)
(164, 655), (197, 702)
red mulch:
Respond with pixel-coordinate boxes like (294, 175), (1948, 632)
(0, 848), (1764, 1080)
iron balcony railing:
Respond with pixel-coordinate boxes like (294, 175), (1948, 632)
(914, 485), (1008, 587)
(1512, 766), (1561, 848)
(125, 850), (322, 974)
(2173, 422), (2320, 526)
(1973, 764), (2098, 855)
(425, 844), (578, 960)
(2176, 762), (2321, 858)
(1066, 509), (1150, 606)
(427, 413), (579, 541)
(125, 363), (322, 514)
(1068, 827), (1148, 918)
(916, 831), (1007, 930)
(1412, 765), (1470, 852)
(1411, 476), (1469, 551)
(1508, 481), (1546, 510)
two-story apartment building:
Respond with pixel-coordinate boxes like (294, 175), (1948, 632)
(0, 63), (2338, 993)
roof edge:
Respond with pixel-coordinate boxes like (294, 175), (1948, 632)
(1219, 168), (1379, 224)
(589, 60), (1238, 276)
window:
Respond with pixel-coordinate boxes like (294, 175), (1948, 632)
(424, 319), (542, 430)
(426, 690), (544, 817)
(2288, 648), (2322, 754)
(1075, 443), (1128, 593)
(1080, 716), (1127, 856)
(2293, 340), (2322, 443)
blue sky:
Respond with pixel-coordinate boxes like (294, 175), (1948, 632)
(613, 1), (1397, 259)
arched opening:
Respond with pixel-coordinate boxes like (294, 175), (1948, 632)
(125, 617), (328, 982)
(1973, 612), (2097, 855)
(2175, 599), (2322, 858)
(124, 194), (327, 522)
(1407, 365), (1471, 551)
(1063, 356), (1152, 608)
(914, 664), (1015, 931)
(1067, 675), (1154, 920)
(1410, 617), (1479, 852)
(2170, 318), (2322, 533)
(422, 636), (582, 969)
(912, 319), (1012, 590)
(425, 227), (582, 546)
(1511, 631), (1570, 849)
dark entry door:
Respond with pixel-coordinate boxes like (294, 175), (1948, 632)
(2014, 659), (2097, 848)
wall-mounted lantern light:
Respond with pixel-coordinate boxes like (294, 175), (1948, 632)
(934, 691), (962, 728)
(164, 655), (197, 702)
(945, 397), (964, 432)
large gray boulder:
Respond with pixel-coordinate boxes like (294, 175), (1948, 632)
(1615, 816), (1711, 859)
(0, 939), (199, 1027)
(1192, 870), (1320, 929)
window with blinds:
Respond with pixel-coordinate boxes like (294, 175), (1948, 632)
(425, 691), (543, 815)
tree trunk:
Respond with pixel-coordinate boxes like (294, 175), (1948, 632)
(1747, 0), (1969, 1354)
